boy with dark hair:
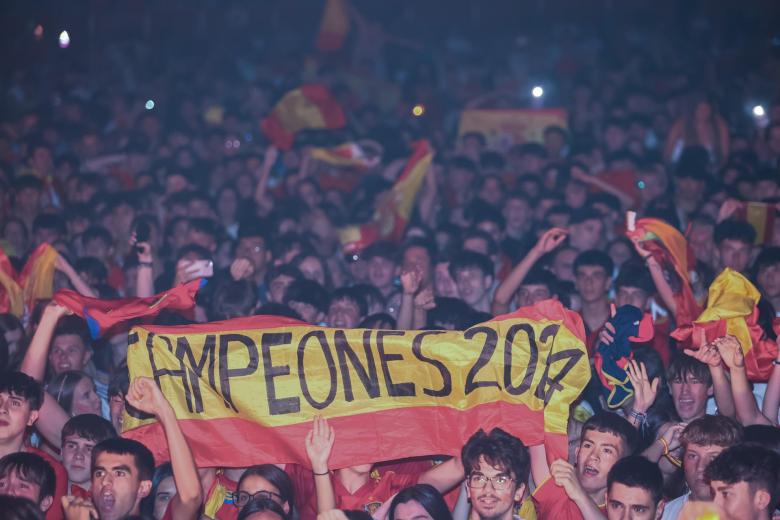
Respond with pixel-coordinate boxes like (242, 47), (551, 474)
(660, 415), (743, 519)
(60, 414), (117, 497)
(264, 265), (303, 304)
(449, 251), (495, 313)
(363, 241), (400, 299)
(327, 287), (367, 328)
(666, 354), (713, 423)
(210, 279), (258, 321)
(574, 250), (614, 353)
(706, 444), (780, 520)
(0, 452), (56, 513)
(713, 219), (756, 274)
(284, 279), (329, 325)
(461, 428), (531, 520)
(569, 207), (606, 252)
(606, 456), (664, 520)
(532, 412), (639, 519)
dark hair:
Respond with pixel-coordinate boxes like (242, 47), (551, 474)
(359, 313), (397, 330)
(47, 371), (93, 414)
(581, 412), (639, 455)
(401, 238), (437, 265)
(108, 362), (130, 398)
(140, 462), (173, 518)
(82, 226), (114, 248)
(614, 260), (654, 293)
(0, 452), (56, 501)
(237, 218), (270, 245)
(342, 511), (373, 520)
(264, 264), (303, 288)
(607, 456), (663, 504)
(574, 250), (614, 276)
(237, 464), (295, 507)
(522, 269), (558, 294)
(752, 246), (780, 281)
(255, 303), (303, 320)
(714, 219), (756, 246)
(569, 206), (604, 225)
(0, 371), (43, 410)
(52, 315), (91, 348)
(449, 156), (478, 174)
(92, 437), (155, 481)
(210, 279), (257, 321)
(743, 425), (780, 455)
(705, 444), (780, 509)
(461, 228), (499, 257)
(680, 415), (743, 450)
(62, 414), (117, 444)
(667, 353), (712, 387)
(363, 241), (398, 263)
(284, 279), (330, 314)
(238, 497), (289, 520)
(461, 428), (530, 485)
(329, 287), (368, 317)
(389, 484), (452, 520)
(0, 495), (44, 520)
(449, 251), (494, 279)
(427, 297), (480, 330)
(32, 214), (66, 236)
(74, 257), (109, 284)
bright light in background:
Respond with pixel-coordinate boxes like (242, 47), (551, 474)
(531, 86), (544, 98)
(58, 30), (70, 48)
(753, 105), (766, 117)
(412, 104), (425, 117)
(34, 25), (44, 41)
(145, 99), (155, 110)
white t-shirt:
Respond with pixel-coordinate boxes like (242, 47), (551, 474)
(661, 492), (690, 520)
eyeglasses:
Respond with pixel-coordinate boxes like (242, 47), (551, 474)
(234, 490), (283, 508)
(467, 473), (514, 490)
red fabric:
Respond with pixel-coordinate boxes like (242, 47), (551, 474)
(69, 484), (90, 499)
(53, 278), (204, 338)
(27, 446), (67, 520)
(532, 477), (606, 520)
(651, 317), (671, 367)
(260, 85), (346, 150)
(333, 471), (419, 514)
(285, 464), (316, 520)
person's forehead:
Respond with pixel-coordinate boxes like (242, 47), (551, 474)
(582, 428), (623, 447)
(52, 334), (86, 349)
(520, 283), (549, 293)
(618, 285), (646, 295)
(1, 468), (38, 485)
(685, 443), (725, 456)
(64, 434), (96, 445)
(608, 482), (652, 503)
(331, 298), (359, 310)
(721, 239), (750, 250)
(95, 452), (137, 470)
(0, 390), (29, 402)
(474, 456), (511, 476)
(576, 265), (606, 276)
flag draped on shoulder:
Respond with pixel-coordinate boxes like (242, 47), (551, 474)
(53, 279), (206, 338)
(0, 243), (58, 318)
(626, 218), (701, 327)
(260, 85), (346, 150)
(122, 299), (589, 469)
(316, 0), (349, 52)
(671, 268), (778, 381)
(339, 139), (434, 254)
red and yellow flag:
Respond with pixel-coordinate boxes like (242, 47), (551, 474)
(672, 269), (779, 381)
(339, 140), (433, 254)
(316, 0), (349, 52)
(0, 243), (58, 318)
(122, 299), (589, 469)
(734, 201), (778, 245)
(53, 279), (206, 338)
(627, 218), (701, 327)
(310, 142), (379, 171)
(260, 85), (346, 150)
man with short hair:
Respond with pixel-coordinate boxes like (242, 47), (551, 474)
(574, 250), (613, 353)
(462, 428), (531, 520)
(363, 241), (400, 299)
(449, 251), (495, 313)
(326, 287), (367, 328)
(713, 219), (756, 274)
(284, 279), (329, 325)
(569, 207), (607, 252)
(706, 444), (780, 520)
(60, 414), (117, 497)
(0, 452), (56, 514)
(660, 415), (743, 520)
(532, 412), (639, 519)
(606, 456), (664, 520)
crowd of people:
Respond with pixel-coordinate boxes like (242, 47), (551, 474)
(2, 1), (780, 519)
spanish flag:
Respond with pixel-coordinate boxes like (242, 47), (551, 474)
(316, 0), (349, 52)
(260, 85), (346, 150)
(734, 201), (778, 245)
(627, 218), (701, 327)
(339, 140), (433, 254)
(53, 279), (206, 338)
(310, 141), (379, 171)
(672, 269), (779, 381)
(0, 243), (57, 318)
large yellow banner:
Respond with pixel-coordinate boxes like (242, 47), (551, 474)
(123, 301), (589, 468)
(458, 109), (568, 150)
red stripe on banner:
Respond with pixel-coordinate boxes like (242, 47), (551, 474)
(300, 84), (346, 128)
(123, 401), (563, 469)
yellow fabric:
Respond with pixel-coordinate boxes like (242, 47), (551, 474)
(124, 314), (590, 436)
(317, 0), (349, 46)
(0, 267), (23, 316)
(22, 244), (58, 311)
(695, 268), (760, 354)
(274, 89), (327, 134)
(745, 202), (769, 244)
(518, 497), (537, 520)
(203, 478), (229, 519)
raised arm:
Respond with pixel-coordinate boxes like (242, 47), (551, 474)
(55, 254), (97, 298)
(397, 269), (422, 330)
(126, 377), (203, 519)
(21, 302), (70, 381)
(418, 456), (464, 493)
(492, 228), (568, 315)
(630, 238), (677, 316)
(254, 146), (278, 205)
(305, 416), (336, 514)
(715, 335), (772, 426)
(684, 341), (736, 418)
(761, 337), (780, 425)
(133, 241), (155, 298)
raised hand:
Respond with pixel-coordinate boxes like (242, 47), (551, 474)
(125, 377), (171, 418)
(629, 237), (652, 260)
(713, 335), (745, 369)
(305, 416), (335, 474)
(414, 287), (436, 311)
(657, 422), (686, 452)
(684, 343), (723, 368)
(400, 268), (422, 296)
(598, 304), (618, 345)
(533, 227), (568, 256)
(62, 495), (98, 520)
(43, 300), (72, 320)
(626, 359), (659, 414)
(550, 459), (586, 502)
(230, 258), (255, 281)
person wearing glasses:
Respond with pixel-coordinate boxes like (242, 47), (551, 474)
(235, 465), (295, 517)
(460, 428), (531, 520)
